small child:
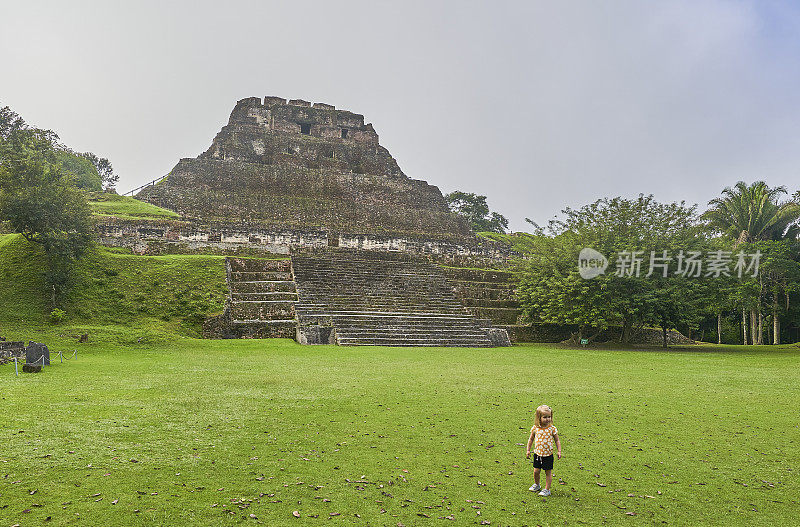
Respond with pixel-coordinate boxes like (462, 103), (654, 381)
(526, 404), (561, 496)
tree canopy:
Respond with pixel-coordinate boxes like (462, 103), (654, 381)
(445, 191), (509, 233)
(0, 104), (95, 304)
(518, 195), (713, 347)
(703, 181), (800, 244)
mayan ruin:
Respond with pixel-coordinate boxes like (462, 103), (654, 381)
(98, 96), (522, 346)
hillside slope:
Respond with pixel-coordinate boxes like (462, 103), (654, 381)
(0, 234), (227, 343)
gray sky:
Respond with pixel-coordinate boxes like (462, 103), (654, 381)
(3, 0), (800, 232)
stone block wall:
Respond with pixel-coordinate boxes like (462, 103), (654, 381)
(96, 216), (514, 265)
(201, 96), (393, 175)
(139, 159), (465, 236)
(0, 341), (25, 364)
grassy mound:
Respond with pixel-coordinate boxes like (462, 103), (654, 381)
(0, 234), (227, 342)
(1, 340), (798, 525)
(87, 193), (180, 220)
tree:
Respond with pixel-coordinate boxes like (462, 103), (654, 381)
(703, 181), (800, 244)
(445, 191), (509, 233)
(703, 182), (800, 344)
(56, 149), (102, 191)
(80, 151), (118, 191)
(518, 195), (709, 346)
(0, 105), (94, 305)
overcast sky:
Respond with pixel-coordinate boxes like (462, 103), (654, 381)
(3, 1), (800, 231)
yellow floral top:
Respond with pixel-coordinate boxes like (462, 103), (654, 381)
(531, 425), (558, 456)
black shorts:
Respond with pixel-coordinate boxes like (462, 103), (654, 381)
(533, 454), (554, 470)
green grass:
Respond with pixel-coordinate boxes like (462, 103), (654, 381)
(87, 193), (180, 220)
(1, 339), (798, 526)
(0, 234), (227, 341)
(2, 231), (798, 525)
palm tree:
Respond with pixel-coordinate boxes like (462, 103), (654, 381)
(703, 181), (800, 244)
(703, 182), (800, 345)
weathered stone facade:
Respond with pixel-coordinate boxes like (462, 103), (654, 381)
(96, 217), (512, 266)
(137, 96), (472, 238)
(0, 341), (25, 364)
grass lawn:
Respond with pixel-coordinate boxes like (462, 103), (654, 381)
(87, 193), (180, 221)
(2, 340), (798, 526)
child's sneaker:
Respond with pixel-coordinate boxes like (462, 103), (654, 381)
(528, 483), (541, 492)
(538, 489), (551, 497)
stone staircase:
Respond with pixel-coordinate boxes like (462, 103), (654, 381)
(443, 267), (522, 325)
(444, 267), (533, 342)
(291, 249), (508, 347)
(214, 257), (298, 338)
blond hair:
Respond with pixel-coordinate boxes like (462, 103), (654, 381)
(534, 404), (553, 429)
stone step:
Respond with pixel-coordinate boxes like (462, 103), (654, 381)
(231, 292), (299, 301)
(337, 330), (491, 338)
(441, 268), (515, 282)
(229, 301), (296, 320)
(461, 298), (520, 308)
(229, 258), (291, 272)
(451, 279), (516, 289)
(336, 337), (493, 347)
(230, 280), (297, 293)
(296, 312), (475, 321)
(296, 300), (466, 314)
(231, 319), (297, 325)
(231, 271), (292, 281)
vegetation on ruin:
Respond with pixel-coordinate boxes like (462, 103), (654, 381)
(0, 234), (227, 340)
(1, 338), (798, 526)
(478, 230), (541, 254)
(445, 191), (509, 233)
(86, 193), (181, 220)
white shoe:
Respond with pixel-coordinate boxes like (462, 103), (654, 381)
(529, 483), (541, 492)
(538, 489), (551, 496)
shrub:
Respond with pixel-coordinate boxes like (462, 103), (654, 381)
(49, 308), (66, 325)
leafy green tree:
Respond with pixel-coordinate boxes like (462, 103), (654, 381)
(703, 182), (800, 344)
(80, 151), (118, 190)
(741, 240), (800, 344)
(0, 105), (94, 305)
(56, 149), (102, 191)
(445, 191), (509, 233)
(518, 195), (709, 345)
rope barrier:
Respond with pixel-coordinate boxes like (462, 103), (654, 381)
(9, 349), (77, 376)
